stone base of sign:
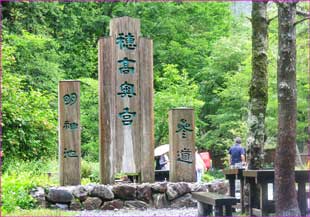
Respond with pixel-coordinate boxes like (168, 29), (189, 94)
(30, 181), (228, 211)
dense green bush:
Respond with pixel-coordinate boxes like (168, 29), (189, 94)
(79, 78), (99, 161)
(81, 160), (99, 183)
(202, 169), (225, 182)
(154, 64), (204, 146)
(3, 31), (64, 92)
(1, 160), (58, 215)
(2, 73), (57, 161)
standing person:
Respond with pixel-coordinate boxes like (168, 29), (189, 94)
(159, 154), (169, 170)
(228, 137), (246, 168)
(195, 149), (205, 182)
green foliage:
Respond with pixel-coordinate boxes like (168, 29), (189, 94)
(198, 25), (252, 154)
(81, 160), (100, 183)
(81, 159), (93, 179)
(2, 173), (36, 214)
(2, 73), (57, 161)
(202, 169), (224, 182)
(154, 64), (204, 145)
(201, 11), (309, 154)
(3, 30), (63, 92)
(5, 209), (75, 216)
(2, 2), (309, 170)
(79, 78), (99, 161)
(1, 160), (58, 215)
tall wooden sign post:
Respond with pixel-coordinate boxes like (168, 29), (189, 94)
(99, 17), (154, 184)
(59, 80), (81, 186)
(169, 108), (195, 182)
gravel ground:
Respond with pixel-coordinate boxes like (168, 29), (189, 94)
(74, 207), (197, 216)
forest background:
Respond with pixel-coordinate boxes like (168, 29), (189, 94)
(1, 1), (309, 215)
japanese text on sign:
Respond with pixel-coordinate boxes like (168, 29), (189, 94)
(176, 148), (193, 164)
(118, 107), (136, 126)
(116, 32), (137, 50)
(176, 119), (193, 138)
(118, 57), (136, 74)
(64, 148), (78, 158)
(63, 121), (79, 130)
(63, 93), (77, 105)
(117, 81), (136, 98)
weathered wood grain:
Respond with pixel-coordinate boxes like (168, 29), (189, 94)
(99, 17), (154, 183)
(99, 37), (115, 184)
(59, 81), (81, 186)
(114, 17), (140, 174)
(168, 108), (195, 182)
(139, 38), (154, 182)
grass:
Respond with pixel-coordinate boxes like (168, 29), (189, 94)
(1, 159), (59, 215)
(1, 159), (101, 215)
(4, 208), (76, 216)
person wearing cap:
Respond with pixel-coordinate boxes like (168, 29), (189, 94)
(228, 137), (246, 168)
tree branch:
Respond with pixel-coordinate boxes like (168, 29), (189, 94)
(268, 15), (278, 25)
(297, 10), (310, 17)
(294, 17), (310, 26)
(246, 16), (252, 23)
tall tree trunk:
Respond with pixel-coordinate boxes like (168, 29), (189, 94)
(245, 3), (269, 214)
(275, 2), (300, 216)
(246, 2), (268, 170)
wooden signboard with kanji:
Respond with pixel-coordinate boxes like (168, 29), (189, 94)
(169, 108), (196, 182)
(59, 80), (81, 186)
(99, 17), (154, 184)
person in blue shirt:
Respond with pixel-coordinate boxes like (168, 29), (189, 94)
(228, 137), (246, 167)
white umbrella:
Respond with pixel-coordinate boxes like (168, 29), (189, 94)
(154, 144), (170, 157)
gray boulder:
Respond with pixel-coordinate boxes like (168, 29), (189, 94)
(124, 200), (148, 209)
(46, 187), (73, 204)
(90, 185), (114, 200)
(170, 193), (197, 208)
(101, 199), (124, 210)
(151, 182), (167, 193)
(82, 197), (102, 210)
(136, 184), (152, 203)
(166, 182), (191, 200)
(189, 182), (208, 192)
(152, 193), (169, 209)
(85, 184), (96, 195)
(30, 187), (47, 208)
(55, 203), (69, 210)
(112, 184), (136, 200)
(70, 200), (82, 211)
(72, 185), (88, 202)
(208, 180), (229, 195)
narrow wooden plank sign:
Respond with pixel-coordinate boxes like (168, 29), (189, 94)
(59, 80), (81, 186)
(99, 17), (154, 184)
(169, 108), (196, 182)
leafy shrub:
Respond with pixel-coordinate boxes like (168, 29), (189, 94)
(81, 159), (93, 179)
(2, 73), (57, 161)
(81, 160), (99, 182)
(154, 64), (204, 145)
(1, 160), (58, 215)
(202, 169), (224, 182)
(79, 78), (99, 161)
(2, 172), (37, 214)
(3, 30), (64, 92)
